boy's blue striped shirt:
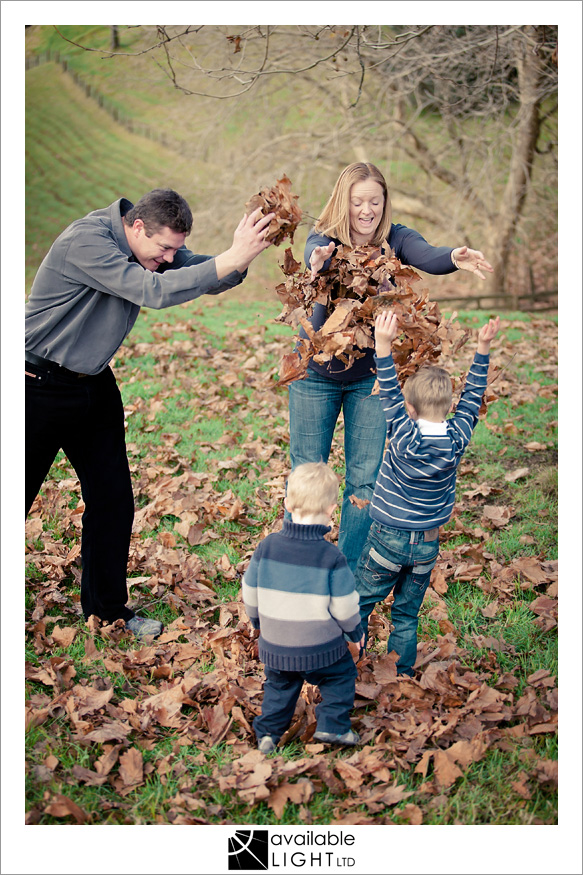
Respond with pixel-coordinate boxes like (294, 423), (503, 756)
(370, 351), (490, 530)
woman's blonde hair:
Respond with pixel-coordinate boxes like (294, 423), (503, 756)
(314, 162), (393, 247)
(286, 462), (339, 516)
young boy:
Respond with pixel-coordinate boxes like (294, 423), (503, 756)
(354, 310), (500, 676)
(242, 462), (365, 753)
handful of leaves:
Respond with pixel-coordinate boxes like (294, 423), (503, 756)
(275, 243), (499, 412)
(275, 243), (469, 380)
(245, 174), (302, 246)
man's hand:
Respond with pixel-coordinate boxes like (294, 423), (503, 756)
(477, 315), (500, 354)
(452, 246), (494, 280)
(374, 309), (400, 358)
(309, 241), (336, 280)
(215, 208), (275, 278)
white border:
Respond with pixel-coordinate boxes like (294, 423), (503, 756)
(3, 4), (581, 874)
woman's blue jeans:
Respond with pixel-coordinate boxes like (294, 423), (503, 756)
(288, 368), (386, 573)
(354, 522), (440, 676)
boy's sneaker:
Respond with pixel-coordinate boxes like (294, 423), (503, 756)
(312, 729), (361, 747)
(257, 736), (278, 754)
(126, 615), (163, 639)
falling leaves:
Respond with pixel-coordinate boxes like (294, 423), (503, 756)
(245, 175), (302, 245)
(274, 243), (476, 390)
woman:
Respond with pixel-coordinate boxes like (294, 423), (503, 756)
(288, 162), (493, 573)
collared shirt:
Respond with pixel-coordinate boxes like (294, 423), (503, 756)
(25, 197), (245, 375)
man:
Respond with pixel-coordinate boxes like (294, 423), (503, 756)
(25, 188), (274, 639)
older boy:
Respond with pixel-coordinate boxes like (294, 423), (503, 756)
(242, 462), (365, 752)
(354, 310), (500, 676)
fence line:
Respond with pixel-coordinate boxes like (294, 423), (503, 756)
(432, 291), (558, 313)
(25, 49), (169, 147)
(26, 52), (558, 314)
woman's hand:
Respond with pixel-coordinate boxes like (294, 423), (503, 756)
(309, 241), (336, 280)
(452, 246), (494, 280)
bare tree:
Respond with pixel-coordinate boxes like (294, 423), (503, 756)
(54, 25), (558, 298)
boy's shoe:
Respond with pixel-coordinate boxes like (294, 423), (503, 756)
(257, 736), (278, 754)
(126, 615), (163, 639)
(312, 729), (361, 747)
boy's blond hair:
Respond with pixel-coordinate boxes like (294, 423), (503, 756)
(403, 366), (453, 421)
(286, 462), (339, 516)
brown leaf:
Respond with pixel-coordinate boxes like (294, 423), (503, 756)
(72, 764), (110, 787)
(119, 747), (144, 787)
(533, 758), (558, 788)
(511, 772), (532, 799)
(348, 494), (370, 509)
(334, 761), (365, 791)
(78, 721), (132, 743)
(433, 750), (463, 788)
(268, 778), (314, 818)
(201, 701), (233, 745)
(51, 625), (77, 648)
(481, 505), (516, 528)
(70, 683), (114, 715)
(504, 467), (530, 482)
(44, 794), (88, 824)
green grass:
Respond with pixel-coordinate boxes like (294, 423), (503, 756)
(25, 307), (558, 829)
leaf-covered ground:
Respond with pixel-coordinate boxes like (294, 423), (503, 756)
(24, 303), (558, 827)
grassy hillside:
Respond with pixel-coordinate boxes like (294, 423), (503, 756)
(25, 56), (299, 299)
(25, 62), (230, 292)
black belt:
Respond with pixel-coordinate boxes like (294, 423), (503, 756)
(25, 351), (89, 379)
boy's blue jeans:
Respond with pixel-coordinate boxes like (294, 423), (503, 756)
(253, 650), (357, 740)
(354, 522), (440, 676)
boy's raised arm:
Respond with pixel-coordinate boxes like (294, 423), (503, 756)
(374, 310), (400, 358)
(477, 315), (500, 355)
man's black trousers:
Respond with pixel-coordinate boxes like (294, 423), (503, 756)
(25, 360), (134, 622)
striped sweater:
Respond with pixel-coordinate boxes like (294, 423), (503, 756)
(242, 519), (363, 671)
(370, 351), (490, 530)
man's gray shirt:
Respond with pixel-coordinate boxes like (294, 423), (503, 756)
(25, 197), (245, 375)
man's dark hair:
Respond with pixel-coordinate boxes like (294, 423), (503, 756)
(124, 189), (193, 236)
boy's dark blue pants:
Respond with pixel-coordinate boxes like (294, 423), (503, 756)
(25, 358), (135, 623)
(253, 650), (357, 740)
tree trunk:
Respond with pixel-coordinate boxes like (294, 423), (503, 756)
(110, 26), (120, 51)
(486, 28), (545, 296)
